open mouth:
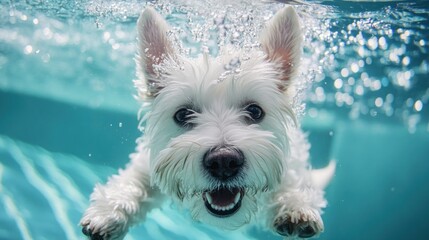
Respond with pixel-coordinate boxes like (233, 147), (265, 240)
(203, 187), (244, 218)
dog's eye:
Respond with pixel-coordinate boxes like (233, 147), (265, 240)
(174, 108), (195, 127)
(245, 103), (264, 123)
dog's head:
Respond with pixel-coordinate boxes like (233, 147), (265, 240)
(135, 7), (302, 229)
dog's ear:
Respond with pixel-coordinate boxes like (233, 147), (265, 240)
(260, 7), (302, 91)
(136, 7), (175, 97)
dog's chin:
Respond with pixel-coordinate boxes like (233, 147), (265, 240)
(184, 188), (259, 230)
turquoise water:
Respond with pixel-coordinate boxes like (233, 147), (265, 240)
(1, 0), (428, 239)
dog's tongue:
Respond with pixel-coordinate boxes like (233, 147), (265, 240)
(209, 188), (239, 206)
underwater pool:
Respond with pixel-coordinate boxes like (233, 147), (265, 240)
(1, 0), (428, 239)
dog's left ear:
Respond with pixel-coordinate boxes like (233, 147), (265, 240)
(136, 7), (176, 97)
(260, 7), (302, 91)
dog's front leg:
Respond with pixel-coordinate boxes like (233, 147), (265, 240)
(267, 171), (327, 239)
(80, 151), (162, 240)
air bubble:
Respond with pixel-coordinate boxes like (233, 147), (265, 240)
(371, 80), (381, 91)
(334, 79), (343, 89)
(367, 36), (378, 50)
(414, 100), (423, 112)
(350, 62), (359, 73)
(378, 36), (387, 49)
(229, 57), (241, 67)
(24, 45), (33, 54)
(402, 56), (410, 66)
(355, 85), (364, 95)
(375, 97), (383, 107)
(340, 68), (349, 77)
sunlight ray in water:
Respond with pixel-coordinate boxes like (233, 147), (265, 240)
(0, 135), (258, 239)
(2, 194), (34, 240)
(0, 163), (33, 240)
(38, 153), (88, 210)
(5, 139), (80, 240)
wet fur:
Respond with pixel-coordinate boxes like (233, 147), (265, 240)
(80, 6), (335, 240)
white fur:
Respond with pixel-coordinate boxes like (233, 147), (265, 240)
(80, 6), (334, 240)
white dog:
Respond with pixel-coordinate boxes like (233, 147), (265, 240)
(80, 6), (335, 240)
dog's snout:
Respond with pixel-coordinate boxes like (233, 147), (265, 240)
(203, 147), (244, 181)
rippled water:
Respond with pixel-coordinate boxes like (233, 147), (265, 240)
(0, 0), (428, 240)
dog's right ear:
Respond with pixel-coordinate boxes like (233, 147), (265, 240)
(136, 7), (175, 97)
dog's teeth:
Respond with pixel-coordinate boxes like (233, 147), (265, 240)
(206, 190), (242, 212)
(234, 192), (241, 204)
(206, 192), (213, 204)
(210, 202), (237, 212)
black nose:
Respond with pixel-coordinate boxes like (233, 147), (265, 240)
(203, 146), (244, 181)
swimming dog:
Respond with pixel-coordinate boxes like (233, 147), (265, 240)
(80, 6), (335, 239)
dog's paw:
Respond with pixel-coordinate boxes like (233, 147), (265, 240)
(80, 208), (128, 240)
(273, 209), (323, 238)
(82, 225), (105, 240)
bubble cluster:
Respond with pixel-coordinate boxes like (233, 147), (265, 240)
(302, 1), (429, 132)
(218, 57), (242, 82)
(0, 0), (427, 131)
(147, 0), (312, 116)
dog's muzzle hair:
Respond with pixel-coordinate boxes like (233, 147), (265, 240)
(202, 146), (245, 217)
